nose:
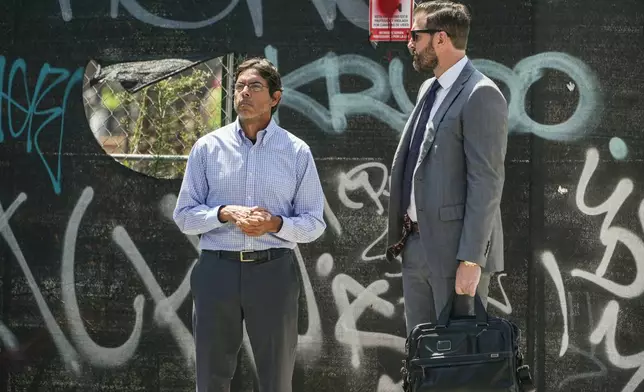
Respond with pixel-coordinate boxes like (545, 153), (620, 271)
(407, 37), (414, 51)
(237, 86), (251, 97)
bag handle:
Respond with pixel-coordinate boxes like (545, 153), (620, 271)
(436, 291), (489, 328)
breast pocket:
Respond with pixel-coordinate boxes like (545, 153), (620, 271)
(257, 158), (297, 207)
(426, 118), (457, 158)
(204, 154), (244, 203)
(436, 117), (460, 136)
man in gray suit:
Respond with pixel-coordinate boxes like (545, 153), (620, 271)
(386, 0), (509, 335)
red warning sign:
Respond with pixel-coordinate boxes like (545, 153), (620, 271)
(369, 0), (413, 42)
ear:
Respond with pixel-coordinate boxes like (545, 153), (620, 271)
(271, 90), (282, 108)
(439, 31), (453, 47)
(438, 31), (446, 45)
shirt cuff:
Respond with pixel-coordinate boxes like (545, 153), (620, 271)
(178, 205), (226, 236)
(208, 205), (226, 229)
(274, 216), (293, 240)
(277, 215), (285, 231)
(216, 205), (227, 223)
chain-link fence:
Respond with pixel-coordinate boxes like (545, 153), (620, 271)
(83, 54), (238, 179)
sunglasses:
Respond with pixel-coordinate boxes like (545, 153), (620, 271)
(410, 29), (451, 41)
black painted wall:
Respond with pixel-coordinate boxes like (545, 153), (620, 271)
(2, 0), (644, 391)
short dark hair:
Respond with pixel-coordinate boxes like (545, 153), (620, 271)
(414, 1), (471, 50)
(234, 57), (282, 114)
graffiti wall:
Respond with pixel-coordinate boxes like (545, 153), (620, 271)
(1, 0), (643, 391)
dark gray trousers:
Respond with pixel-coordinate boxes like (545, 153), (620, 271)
(401, 232), (491, 335)
(190, 249), (300, 392)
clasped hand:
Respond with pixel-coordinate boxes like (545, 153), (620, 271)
(220, 205), (279, 237)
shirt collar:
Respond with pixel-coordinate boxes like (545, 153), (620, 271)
(436, 55), (468, 90)
(234, 116), (278, 146)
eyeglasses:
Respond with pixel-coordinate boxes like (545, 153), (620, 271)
(410, 29), (451, 42)
(234, 82), (267, 93)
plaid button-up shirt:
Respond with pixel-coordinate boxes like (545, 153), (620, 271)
(173, 117), (326, 251)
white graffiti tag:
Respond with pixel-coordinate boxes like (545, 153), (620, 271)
(0, 193), (82, 374)
(267, 47), (601, 141)
(571, 148), (644, 298)
(59, 0), (368, 36)
(332, 274), (404, 368)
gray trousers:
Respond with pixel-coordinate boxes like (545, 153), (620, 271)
(401, 232), (491, 335)
(190, 249), (300, 392)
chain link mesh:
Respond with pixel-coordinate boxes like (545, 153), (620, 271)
(83, 54), (238, 179)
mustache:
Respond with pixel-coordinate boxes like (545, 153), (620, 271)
(410, 49), (436, 59)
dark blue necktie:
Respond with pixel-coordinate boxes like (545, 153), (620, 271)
(401, 81), (441, 213)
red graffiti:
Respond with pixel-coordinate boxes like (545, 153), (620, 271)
(376, 0), (402, 19)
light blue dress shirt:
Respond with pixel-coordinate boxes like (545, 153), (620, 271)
(173, 117), (326, 251)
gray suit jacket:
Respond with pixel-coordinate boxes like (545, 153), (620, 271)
(386, 60), (509, 278)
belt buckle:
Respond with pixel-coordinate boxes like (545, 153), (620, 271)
(240, 250), (254, 262)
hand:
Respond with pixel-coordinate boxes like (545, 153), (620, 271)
(218, 205), (253, 224)
(455, 261), (481, 296)
(235, 206), (282, 237)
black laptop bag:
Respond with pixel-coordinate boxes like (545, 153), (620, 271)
(400, 293), (535, 392)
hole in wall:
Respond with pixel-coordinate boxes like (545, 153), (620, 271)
(524, 69), (580, 125)
(82, 54), (238, 179)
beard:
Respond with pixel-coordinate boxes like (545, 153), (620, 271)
(412, 44), (438, 74)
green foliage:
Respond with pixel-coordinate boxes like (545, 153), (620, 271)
(101, 88), (122, 111)
(109, 68), (222, 179)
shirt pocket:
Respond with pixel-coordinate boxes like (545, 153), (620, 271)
(256, 156), (297, 209)
(437, 116), (462, 140)
(205, 152), (245, 203)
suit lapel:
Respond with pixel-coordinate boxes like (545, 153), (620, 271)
(389, 79), (437, 212)
(401, 79), (435, 147)
(416, 60), (475, 166)
(392, 78), (435, 174)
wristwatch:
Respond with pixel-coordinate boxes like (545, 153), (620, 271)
(461, 260), (478, 267)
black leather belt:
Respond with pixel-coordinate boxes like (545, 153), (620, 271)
(208, 248), (292, 262)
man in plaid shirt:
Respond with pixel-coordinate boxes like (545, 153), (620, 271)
(173, 57), (326, 392)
